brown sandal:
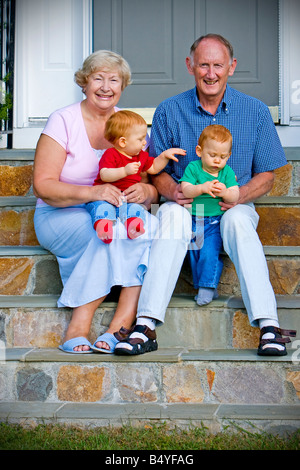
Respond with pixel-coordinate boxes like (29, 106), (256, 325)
(257, 326), (296, 356)
(114, 324), (158, 355)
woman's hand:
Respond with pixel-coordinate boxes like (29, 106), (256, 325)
(123, 182), (148, 204)
(90, 183), (122, 207)
(123, 182), (159, 209)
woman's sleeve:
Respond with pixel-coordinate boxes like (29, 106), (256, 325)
(42, 110), (69, 150)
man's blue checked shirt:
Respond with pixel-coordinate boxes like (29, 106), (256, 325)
(149, 85), (287, 186)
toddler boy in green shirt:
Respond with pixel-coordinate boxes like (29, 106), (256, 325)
(180, 124), (239, 306)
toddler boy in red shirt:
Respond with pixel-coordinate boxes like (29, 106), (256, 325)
(87, 110), (185, 243)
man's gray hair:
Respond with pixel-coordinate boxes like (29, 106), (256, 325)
(190, 34), (234, 64)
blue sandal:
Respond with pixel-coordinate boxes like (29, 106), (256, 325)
(58, 336), (93, 354)
(91, 332), (119, 354)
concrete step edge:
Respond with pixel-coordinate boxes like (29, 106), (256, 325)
(4, 347), (298, 363)
(1, 245), (299, 257)
(0, 246), (49, 255)
(0, 293), (298, 309)
(0, 149), (35, 161)
(0, 196), (37, 207)
(0, 195), (300, 207)
(0, 401), (299, 422)
(255, 196), (300, 205)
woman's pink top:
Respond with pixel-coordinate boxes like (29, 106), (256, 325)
(36, 102), (149, 206)
(36, 102), (117, 205)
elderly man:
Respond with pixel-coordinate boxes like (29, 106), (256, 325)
(115, 34), (296, 357)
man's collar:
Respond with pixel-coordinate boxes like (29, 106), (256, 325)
(194, 85), (232, 114)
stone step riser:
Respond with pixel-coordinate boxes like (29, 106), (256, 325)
(1, 160), (299, 196)
(0, 202), (299, 246)
(0, 252), (299, 297)
(2, 350), (300, 413)
(256, 206), (300, 246)
(2, 401), (300, 433)
(1, 301), (299, 350)
(0, 207), (37, 245)
(178, 254), (300, 297)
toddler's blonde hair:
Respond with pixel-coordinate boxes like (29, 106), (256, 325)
(105, 110), (147, 144)
(198, 124), (232, 152)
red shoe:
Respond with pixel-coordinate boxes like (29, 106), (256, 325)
(94, 219), (113, 244)
(124, 217), (145, 239)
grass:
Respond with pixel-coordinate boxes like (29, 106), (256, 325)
(0, 422), (299, 450)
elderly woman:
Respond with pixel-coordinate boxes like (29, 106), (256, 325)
(33, 50), (159, 354)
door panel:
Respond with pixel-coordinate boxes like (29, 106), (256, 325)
(16, 0), (84, 125)
(203, 0), (279, 104)
(94, 0), (196, 106)
(93, 0), (279, 107)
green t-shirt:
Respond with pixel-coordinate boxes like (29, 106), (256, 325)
(180, 160), (238, 216)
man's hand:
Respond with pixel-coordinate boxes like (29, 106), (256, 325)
(219, 171), (274, 211)
(173, 183), (194, 206)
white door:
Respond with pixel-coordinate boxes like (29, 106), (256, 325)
(13, 0), (91, 148)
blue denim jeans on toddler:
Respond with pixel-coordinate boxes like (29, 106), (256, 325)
(189, 215), (223, 289)
(86, 200), (146, 228)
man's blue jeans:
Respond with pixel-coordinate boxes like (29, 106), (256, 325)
(189, 215), (223, 289)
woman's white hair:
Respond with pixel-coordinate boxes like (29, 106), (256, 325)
(75, 50), (132, 91)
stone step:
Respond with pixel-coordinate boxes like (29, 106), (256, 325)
(0, 146), (299, 206)
(1, 293), (299, 350)
(0, 245), (299, 297)
(255, 197), (300, 247)
(0, 197), (37, 246)
(177, 245), (300, 297)
(0, 147), (299, 197)
(1, 347), (300, 432)
(0, 149), (36, 161)
(0, 196), (299, 247)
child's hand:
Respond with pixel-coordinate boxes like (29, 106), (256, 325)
(211, 181), (227, 196)
(201, 180), (220, 198)
(163, 148), (186, 162)
(125, 161), (141, 175)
